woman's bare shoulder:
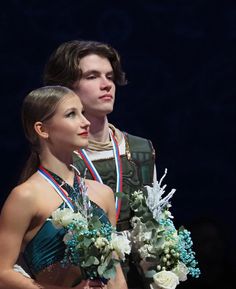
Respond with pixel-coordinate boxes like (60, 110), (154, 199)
(4, 173), (43, 209)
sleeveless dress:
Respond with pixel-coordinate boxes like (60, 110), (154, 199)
(23, 170), (110, 278)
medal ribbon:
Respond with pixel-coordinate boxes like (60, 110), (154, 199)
(38, 165), (75, 211)
(79, 130), (123, 222)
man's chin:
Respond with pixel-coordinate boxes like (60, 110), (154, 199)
(105, 108), (114, 115)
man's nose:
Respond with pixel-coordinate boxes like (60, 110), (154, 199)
(100, 77), (112, 91)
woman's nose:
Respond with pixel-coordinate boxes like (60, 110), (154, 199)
(84, 117), (90, 128)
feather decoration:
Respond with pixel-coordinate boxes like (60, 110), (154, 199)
(70, 165), (91, 219)
(145, 168), (176, 222)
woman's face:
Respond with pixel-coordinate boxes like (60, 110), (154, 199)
(44, 92), (90, 151)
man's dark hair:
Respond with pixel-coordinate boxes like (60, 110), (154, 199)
(43, 40), (127, 88)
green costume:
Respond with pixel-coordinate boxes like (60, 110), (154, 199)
(73, 132), (156, 289)
(73, 133), (155, 230)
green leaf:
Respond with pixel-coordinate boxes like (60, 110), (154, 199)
(83, 237), (93, 247)
(142, 212), (153, 222)
(145, 270), (156, 278)
(89, 216), (102, 229)
(98, 263), (106, 275)
(83, 256), (96, 267)
(153, 237), (165, 250)
(146, 220), (155, 227)
(93, 257), (100, 265)
(103, 266), (116, 279)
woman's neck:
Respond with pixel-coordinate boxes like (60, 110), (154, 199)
(39, 148), (74, 185)
(86, 115), (110, 143)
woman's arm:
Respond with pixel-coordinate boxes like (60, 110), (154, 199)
(0, 186), (94, 289)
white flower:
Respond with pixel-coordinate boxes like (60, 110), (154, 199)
(164, 210), (173, 219)
(51, 208), (85, 228)
(133, 190), (143, 199)
(143, 231), (152, 241)
(136, 193), (144, 201)
(111, 233), (131, 260)
(172, 262), (189, 282)
(152, 270), (179, 289)
(95, 237), (109, 249)
(138, 245), (152, 259)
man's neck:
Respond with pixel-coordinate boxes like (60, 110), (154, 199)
(86, 115), (110, 143)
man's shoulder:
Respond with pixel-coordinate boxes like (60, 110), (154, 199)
(123, 132), (154, 153)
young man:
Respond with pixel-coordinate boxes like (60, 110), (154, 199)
(43, 40), (156, 289)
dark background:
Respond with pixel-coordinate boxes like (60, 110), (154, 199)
(0, 1), (235, 288)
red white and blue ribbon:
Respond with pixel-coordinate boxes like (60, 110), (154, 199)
(79, 130), (123, 222)
(38, 165), (75, 211)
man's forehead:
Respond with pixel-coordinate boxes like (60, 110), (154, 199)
(79, 54), (112, 69)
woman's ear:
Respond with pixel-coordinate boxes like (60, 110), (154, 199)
(34, 121), (49, 139)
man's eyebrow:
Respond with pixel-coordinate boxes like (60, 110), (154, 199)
(82, 70), (100, 75)
(82, 69), (114, 75)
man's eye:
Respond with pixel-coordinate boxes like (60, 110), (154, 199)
(87, 75), (96, 79)
(107, 74), (114, 81)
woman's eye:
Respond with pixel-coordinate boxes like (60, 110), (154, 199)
(66, 111), (76, 118)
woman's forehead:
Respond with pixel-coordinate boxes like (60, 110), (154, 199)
(57, 93), (82, 109)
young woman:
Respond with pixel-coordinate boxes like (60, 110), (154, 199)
(0, 86), (127, 289)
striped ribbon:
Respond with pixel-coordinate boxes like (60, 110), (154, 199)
(79, 130), (123, 222)
(38, 165), (75, 211)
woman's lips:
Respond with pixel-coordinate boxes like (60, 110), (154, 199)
(78, 131), (89, 137)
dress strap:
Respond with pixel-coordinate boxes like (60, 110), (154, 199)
(38, 165), (75, 211)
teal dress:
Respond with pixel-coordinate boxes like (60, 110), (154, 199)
(23, 170), (110, 278)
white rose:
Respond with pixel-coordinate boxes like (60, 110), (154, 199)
(111, 233), (131, 260)
(152, 271), (179, 289)
(95, 237), (109, 249)
(60, 211), (77, 226)
(51, 208), (72, 227)
(51, 208), (85, 228)
(139, 244), (153, 259)
(172, 262), (189, 282)
(136, 193), (144, 201)
(133, 190), (143, 197)
(143, 231), (152, 241)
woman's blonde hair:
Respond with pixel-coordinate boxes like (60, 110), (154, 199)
(20, 85), (73, 183)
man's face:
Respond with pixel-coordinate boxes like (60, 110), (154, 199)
(72, 54), (116, 119)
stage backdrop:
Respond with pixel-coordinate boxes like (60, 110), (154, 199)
(0, 1), (235, 288)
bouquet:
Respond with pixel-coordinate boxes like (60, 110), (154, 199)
(51, 172), (131, 282)
(129, 169), (200, 289)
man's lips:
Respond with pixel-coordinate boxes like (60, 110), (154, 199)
(99, 94), (113, 100)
